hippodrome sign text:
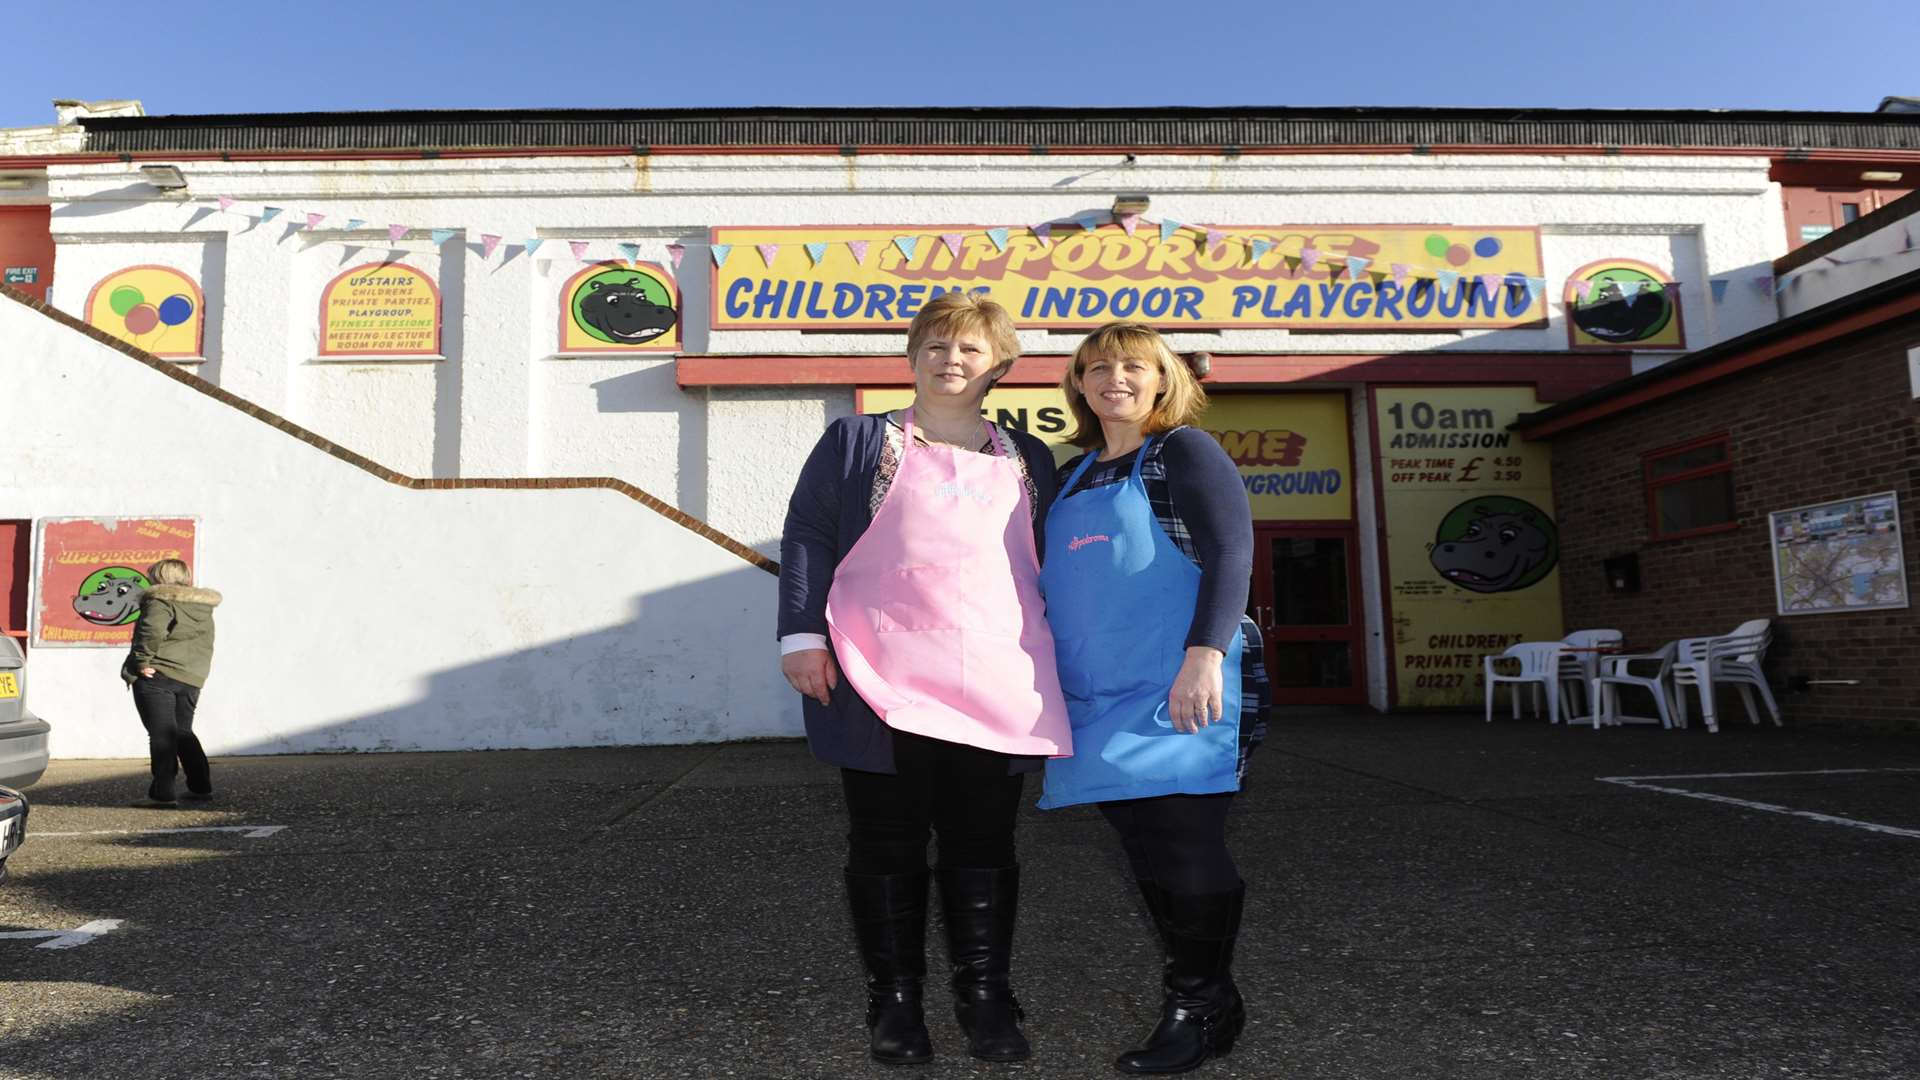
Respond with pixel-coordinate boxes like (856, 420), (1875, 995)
(710, 226), (1545, 331)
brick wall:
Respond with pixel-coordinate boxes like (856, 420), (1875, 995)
(1547, 314), (1920, 729)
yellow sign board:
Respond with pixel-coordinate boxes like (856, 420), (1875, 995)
(1374, 387), (1563, 708)
(84, 265), (205, 358)
(714, 225), (1544, 331)
(859, 388), (1350, 519)
(559, 261), (679, 353)
(319, 263), (440, 357)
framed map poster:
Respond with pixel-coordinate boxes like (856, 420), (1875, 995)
(1768, 492), (1908, 616)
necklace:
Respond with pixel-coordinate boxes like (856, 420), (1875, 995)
(899, 411), (989, 452)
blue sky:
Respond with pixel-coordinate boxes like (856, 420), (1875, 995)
(4, 0), (1914, 127)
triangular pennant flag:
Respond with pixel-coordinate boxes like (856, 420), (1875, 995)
(430, 228), (456, 246)
(261, 207), (283, 223)
(1249, 238), (1273, 264)
(1118, 212), (1140, 237)
(664, 243), (685, 269)
(1904, 225), (1915, 251)
(618, 242), (641, 261)
(481, 234), (502, 259)
(525, 238), (546, 257)
(1436, 269), (1461, 295)
(1390, 263), (1411, 287)
(940, 233), (964, 257)
(388, 224), (409, 243)
(1076, 212), (1104, 233)
(893, 235), (920, 261)
(1753, 275), (1776, 299)
(847, 239), (870, 264)
(571, 240), (592, 260)
(1030, 223), (1052, 248)
(1710, 278), (1729, 303)
(1347, 256), (1373, 281)
(1571, 279), (1593, 301)
(1160, 219), (1184, 243)
(804, 241), (830, 266)
(1205, 228), (1226, 253)
(305, 212), (326, 230)
(1617, 279), (1644, 307)
(985, 227), (1010, 253)
(1524, 277), (1545, 307)
(345, 218), (365, 232)
(217, 196), (235, 213)
(756, 243), (780, 267)
(1478, 273), (1504, 301)
(1282, 255), (1301, 272)
(1299, 247), (1321, 271)
(711, 243), (732, 267)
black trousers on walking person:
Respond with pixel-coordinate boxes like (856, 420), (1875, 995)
(131, 673), (210, 801)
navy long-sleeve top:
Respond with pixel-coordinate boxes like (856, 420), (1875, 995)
(1053, 426), (1254, 653)
(778, 413), (1059, 775)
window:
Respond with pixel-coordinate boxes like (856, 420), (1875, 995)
(1644, 435), (1737, 540)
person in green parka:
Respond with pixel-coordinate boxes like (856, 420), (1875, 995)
(122, 559), (222, 806)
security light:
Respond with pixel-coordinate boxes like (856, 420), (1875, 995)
(1860, 170), (1904, 182)
(1112, 195), (1151, 216)
(139, 164), (188, 191)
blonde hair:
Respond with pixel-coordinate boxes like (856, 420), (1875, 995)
(1062, 322), (1208, 448)
(147, 559), (192, 586)
(905, 291), (1021, 379)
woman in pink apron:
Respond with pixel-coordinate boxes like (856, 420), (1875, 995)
(777, 292), (1071, 1066)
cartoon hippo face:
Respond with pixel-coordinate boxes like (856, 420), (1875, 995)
(73, 567), (150, 625)
(578, 279), (676, 344)
(1571, 275), (1673, 343)
(1429, 497), (1558, 594)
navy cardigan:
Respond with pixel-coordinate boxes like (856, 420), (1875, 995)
(777, 413), (1059, 775)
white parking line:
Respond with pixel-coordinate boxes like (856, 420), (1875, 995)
(34, 825), (289, 839)
(1597, 768), (1920, 839)
(0, 919), (124, 950)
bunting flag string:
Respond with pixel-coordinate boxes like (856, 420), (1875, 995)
(189, 195), (1817, 311)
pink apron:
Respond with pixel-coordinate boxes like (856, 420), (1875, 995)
(825, 410), (1073, 758)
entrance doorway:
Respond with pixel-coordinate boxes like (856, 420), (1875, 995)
(1247, 525), (1367, 705)
(0, 521), (28, 651)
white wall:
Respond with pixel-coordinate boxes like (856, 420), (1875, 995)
(0, 296), (794, 759)
(39, 152), (1791, 509)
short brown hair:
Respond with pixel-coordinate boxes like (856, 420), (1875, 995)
(1061, 322), (1208, 448)
(905, 291), (1021, 378)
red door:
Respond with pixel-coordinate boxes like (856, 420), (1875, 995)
(1247, 525), (1367, 705)
(0, 207), (54, 302)
(0, 521), (28, 651)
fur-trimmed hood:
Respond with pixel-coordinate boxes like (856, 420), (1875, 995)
(145, 584), (222, 607)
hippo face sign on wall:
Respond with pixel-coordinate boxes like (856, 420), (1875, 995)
(560, 262), (679, 353)
(1565, 258), (1684, 351)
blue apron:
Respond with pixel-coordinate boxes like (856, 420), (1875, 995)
(1037, 436), (1243, 809)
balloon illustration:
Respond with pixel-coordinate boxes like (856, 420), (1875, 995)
(157, 294), (195, 326)
(124, 304), (160, 334)
(109, 285), (145, 316)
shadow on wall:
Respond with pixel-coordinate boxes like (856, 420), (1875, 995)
(214, 569), (796, 758)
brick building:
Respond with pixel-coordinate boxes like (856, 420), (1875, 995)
(1518, 197), (1920, 729)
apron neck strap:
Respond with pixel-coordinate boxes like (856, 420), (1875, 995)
(1061, 447), (1101, 496)
(1130, 435), (1156, 481)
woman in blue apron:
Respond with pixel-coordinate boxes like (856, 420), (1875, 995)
(1039, 322), (1269, 1075)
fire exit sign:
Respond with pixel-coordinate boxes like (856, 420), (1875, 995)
(3, 266), (37, 285)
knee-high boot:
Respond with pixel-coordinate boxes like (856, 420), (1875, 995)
(937, 865), (1030, 1061)
(1114, 882), (1247, 1075)
(844, 869), (934, 1065)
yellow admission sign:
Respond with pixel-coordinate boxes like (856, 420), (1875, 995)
(1373, 387), (1563, 708)
(714, 225), (1544, 331)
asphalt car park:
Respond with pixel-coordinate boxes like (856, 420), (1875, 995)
(2, 715), (1918, 1080)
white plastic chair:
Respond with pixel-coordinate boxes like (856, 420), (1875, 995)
(1483, 643), (1570, 724)
(1591, 641), (1678, 729)
(1673, 619), (1777, 734)
(1558, 629), (1623, 721)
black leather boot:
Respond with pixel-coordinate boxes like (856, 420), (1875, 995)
(845, 869), (934, 1065)
(937, 865), (1030, 1061)
(1114, 883), (1247, 1075)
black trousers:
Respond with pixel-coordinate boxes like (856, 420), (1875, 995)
(841, 729), (1025, 875)
(1099, 793), (1240, 897)
(131, 673), (209, 799)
